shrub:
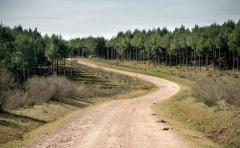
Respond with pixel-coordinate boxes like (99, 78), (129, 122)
(227, 80), (240, 106)
(0, 68), (15, 91)
(48, 76), (81, 100)
(2, 90), (26, 110)
(25, 75), (79, 103)
(2, 61), (143, 109)
(0, 68), (15, 109)
(26, 76), (55, 104)
(1, 74), (127, 109)
(193, 77), (240, 107)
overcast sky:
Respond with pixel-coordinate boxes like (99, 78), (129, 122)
(0, 0), (240, 39)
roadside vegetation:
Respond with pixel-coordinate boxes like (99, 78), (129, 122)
(193, 77), (240, 107)
(85, 58), (240, 148)
(0, 62), (152, 146)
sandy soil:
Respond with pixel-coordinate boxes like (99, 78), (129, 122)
(28, 60), (188, 148)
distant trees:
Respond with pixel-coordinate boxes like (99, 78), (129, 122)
(69, 37), (106, 58)
(70, 20), (240, 71)
(228, 21), (240, 71)
(0, 24), (69, 85)
(0, 24), (15, 71)
(131, 30), (145, 61)
(1, 19), (240, 85)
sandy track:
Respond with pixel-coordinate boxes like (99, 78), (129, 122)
(29, 60), (188, 148)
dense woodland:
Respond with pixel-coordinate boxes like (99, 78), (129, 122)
(0, 24), (69, 85)
(1, 20), (240, 85)
(70, 20), (240, 71)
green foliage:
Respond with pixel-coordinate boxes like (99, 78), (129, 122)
(0, 24), (71, 84)
(45, 34), (69, 60)
(1, 20), (240, 82)
(145, 31), (162, 57)
(69, 36), (106, 57)
(228, 22), (240, 53)
(68, 19), (239, 70)
(131, 29), (145, 50)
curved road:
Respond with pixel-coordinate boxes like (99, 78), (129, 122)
(29, 60), (188, 148)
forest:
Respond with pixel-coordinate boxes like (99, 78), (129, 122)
(1, 20), (240, 86)
(70, 20), (240, 71)
(0, 24), (69, 85)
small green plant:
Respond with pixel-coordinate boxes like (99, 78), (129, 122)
(25, 98), (35, 107)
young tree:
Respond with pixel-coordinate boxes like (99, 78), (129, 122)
(131, 30), (146, 61)
(229, 21), (240, 71)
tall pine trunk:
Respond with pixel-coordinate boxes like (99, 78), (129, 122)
(237, 52), (239, 72)
(170, 54), (172, 67)
(233, 52), (235, 72)
(206, 53), (208, 71)
(179, 50), (181, 68)
(186, 48), (188, 69)
(218, 48), (221, 69)
(199, 55), (201, 70)
(194, 51), (196, 69)
(213, 50), (216, 70)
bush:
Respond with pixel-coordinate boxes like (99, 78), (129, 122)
(48, 76), (78, 100)
(0, 68), (15, 91)
(25, 75), (80, 103)
(26, 76), (55, 104)
(2, 90), (26, 110)
(0, 68), (15, 109)
(193, 77), (240, 107)
(1, 74), (128, 109)
(1, 61), (143, 109)
(227, 80), (240, 106)
(1, 75), (89, 109)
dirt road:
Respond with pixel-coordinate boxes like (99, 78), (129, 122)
(29, 60), (188, 148)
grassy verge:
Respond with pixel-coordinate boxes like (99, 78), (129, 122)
(1, 106), (86, 148)
(1, 84), (155, 148)
(85, 58), (240, 148)
(0, 60), (155, 148)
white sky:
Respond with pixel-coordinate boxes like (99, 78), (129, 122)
(0, 0), (240, 39)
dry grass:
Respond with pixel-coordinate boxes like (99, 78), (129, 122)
(25, 77), (54, 104)
(0, 68), (15, 109)
(2, 90), (25, 110)
(11, 102), (79, 122)
(0, 68), (15, 91)
(70, 61), (141, 88)
(1, 60), (152, 110)
(193, 77), (240, 107)
(2, 76), (78, 109)
(0, 101), (79, 145)
(157, 90), (240, 148)
(0, 59), (155, 147)
(87, 58), (240, 147)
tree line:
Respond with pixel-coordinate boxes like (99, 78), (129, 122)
(70, 20), (240, 71)
(1, 19), (240, 85)
(0, 24), (70, 85)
